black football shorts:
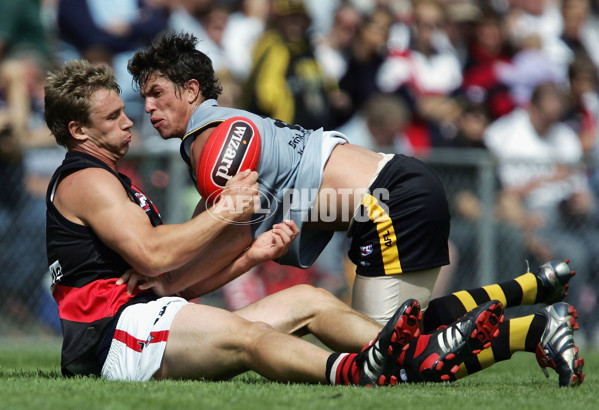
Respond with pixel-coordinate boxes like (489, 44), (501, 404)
(348, 154), (450, 277)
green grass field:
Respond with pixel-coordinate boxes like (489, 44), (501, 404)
(0, 337), (595, 410)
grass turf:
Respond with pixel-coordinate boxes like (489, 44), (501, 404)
(0, 337), (595, 410)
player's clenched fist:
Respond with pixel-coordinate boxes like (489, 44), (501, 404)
(211, 169), (260, 221)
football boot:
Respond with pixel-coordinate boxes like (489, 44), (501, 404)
(536, 302), (585, 387)
(396, 300), (504, 383)
(534, 259), (576, 305)
(358, 298), (422, 386)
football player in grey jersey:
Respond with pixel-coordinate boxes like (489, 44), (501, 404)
(126, 32), (583, 386)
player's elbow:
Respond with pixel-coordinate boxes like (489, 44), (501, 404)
(129, 260), (164, 277)
(128, 246), (173, 277)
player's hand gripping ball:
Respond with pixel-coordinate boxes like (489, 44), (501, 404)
(196, 117), (261, 204)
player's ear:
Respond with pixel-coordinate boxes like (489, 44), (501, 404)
(68, 120), (87, 142)
(184, 79), (201, 103)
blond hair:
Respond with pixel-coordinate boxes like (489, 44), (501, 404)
(44, 60), (120, 148)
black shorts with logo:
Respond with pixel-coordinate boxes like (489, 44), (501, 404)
(348, 154), (450, 277)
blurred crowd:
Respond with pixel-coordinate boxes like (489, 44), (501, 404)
(2, 0), (599, 345)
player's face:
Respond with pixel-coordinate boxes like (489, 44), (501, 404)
(82, 89), (133, 160)
(141, 74), (192, 140)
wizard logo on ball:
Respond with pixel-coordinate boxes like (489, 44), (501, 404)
(211, 120), (255, 187)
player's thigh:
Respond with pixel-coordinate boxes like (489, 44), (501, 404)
(156, 303), (257, 380)
(351, 268), (440, 324)
(234, 284), (347, 334)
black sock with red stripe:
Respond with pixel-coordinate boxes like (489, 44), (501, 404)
(326, 353), (361, 385)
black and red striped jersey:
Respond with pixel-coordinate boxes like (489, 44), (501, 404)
(46, 151), (161, 376)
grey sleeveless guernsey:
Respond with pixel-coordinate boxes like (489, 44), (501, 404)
(180, 99), (347, 267)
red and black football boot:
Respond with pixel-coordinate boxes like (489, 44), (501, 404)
(396, 299), (504, 383)
(357, 298), (422, 386)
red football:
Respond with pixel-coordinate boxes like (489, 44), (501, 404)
(196, 116), (261, 203)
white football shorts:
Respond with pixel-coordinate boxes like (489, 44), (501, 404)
(101, 296), (189, 381)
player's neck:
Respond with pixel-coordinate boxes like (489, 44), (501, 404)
(71, 145), (120, 172)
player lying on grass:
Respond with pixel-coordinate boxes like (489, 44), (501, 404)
(126, 32), (584, 386)
(44, 59), (509, 384)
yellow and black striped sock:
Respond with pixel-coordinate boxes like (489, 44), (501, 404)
(423, 271), (540, 332)
(454, 313), (547, 378)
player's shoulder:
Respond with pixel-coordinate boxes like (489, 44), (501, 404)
(52, 164), (130, 223)
(69, 165), (117, 180)
(59, 166), (125, 199)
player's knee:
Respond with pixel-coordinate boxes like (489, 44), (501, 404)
(292, 283), (323, 296)
(292, 284), (343, 308)
(239, 321), (279, 359)
(250, 320), (275, 331)
(313, 286), (345, 307)
(236, 320), (275, 348)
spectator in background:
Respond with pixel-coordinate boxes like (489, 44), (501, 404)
(338, 93), (413, 154)
(0, 0), (52, 136)
(244, 0), (337, 130)
(460, 9), (516, 119)
(376, 0), (463, 154)
(56, 0), (170, 130)
(0, 0), (61, 332)
(438, 100), (528, 293)
(494, 33), (564, 107)
(563, 54), (599, 343)
(169, 1), (248, 108)
(442, 0), (484, 67)
(500, 0), (599, 101)
(169, 0), (232, 75)
(221, 0), (270, 82)
(314, 4), (362, 83)
(484, 81), (599, 341)
(441, 100), (491, 150)
(504, 0), (563, 66)
(484, 82), (587, 263)
(338, 6), (394, 124)
(0, 62), (62, 333)
(564, 53), (599, 157)
(0, 0), (51, 62)
(302, 0), (343, 39)
(556, 0), (599, 70)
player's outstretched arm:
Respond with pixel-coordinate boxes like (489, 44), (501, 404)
(132, 220), (299, 299)
(178, 220), (299, 298)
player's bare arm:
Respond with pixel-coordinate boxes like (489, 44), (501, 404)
(54, 166), (259, 276)
(174, 220), (299, 298)
(126, 220), (299, 298)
